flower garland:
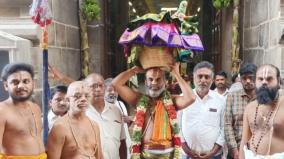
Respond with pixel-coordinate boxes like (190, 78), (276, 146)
(131, 90), (182, 159)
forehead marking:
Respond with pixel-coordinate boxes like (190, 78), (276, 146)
(262, 67), (269, 79)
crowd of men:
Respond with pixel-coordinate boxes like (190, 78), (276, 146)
(0, 61), (283, 159)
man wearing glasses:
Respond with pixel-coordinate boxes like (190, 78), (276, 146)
(47, 81), (103, 159)
(224, 63), (257, 159)
(47, 66), (127, 159)
(85, 73), (127, 159)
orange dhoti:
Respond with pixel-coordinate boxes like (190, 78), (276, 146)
(144, 100), (172, 148)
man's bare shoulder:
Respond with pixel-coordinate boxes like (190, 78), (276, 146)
(274, 96), (284, 111)
(279, 95), (284, 104)
(89, 119), (99, 129)
(0, 100), (11, 108)
(29, 102), (42, 114)
(30, 101), (40, 107)
(0, 100), (13, 115)
(50, 116), (68, 133)
(244, 100), (258, 114)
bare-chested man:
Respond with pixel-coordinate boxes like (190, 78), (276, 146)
(48, 65), (127, 159)
(112, 63), (196, 158)
(240, 64), (284, 159)
(47, 81), (103, 159)
(0, 63), (46, 158)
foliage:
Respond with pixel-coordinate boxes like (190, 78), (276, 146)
(82, 0), (101, 22)
(213, 0), (232, 10)
(128, 46), (143, 68)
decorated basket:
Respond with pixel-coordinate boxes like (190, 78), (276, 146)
(139, 46), (176, 70)
(119, 11), (204, 69)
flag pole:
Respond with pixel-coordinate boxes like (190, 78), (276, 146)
(42, 27), (50, 145)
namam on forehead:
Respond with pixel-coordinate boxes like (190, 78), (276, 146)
(256, 65), (278, 79)
(66, 81), (88, 96)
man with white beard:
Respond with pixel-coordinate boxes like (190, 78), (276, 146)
(112, 63), (196, 158)
(104, 78), (132, 159)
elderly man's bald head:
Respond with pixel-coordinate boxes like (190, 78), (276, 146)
(85, 73), (104, 82)
(66, 81), (89, 97)
(66, 81), (90, 113)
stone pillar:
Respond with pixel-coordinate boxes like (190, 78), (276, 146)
(87, 0), (129, 77)
(45, 0), (81, 84)
(221, 6), (233, 75)
(87, 0), (105, 76)
(280, 0), (284, 79)
(242, 0), (281, 70)
(109, 0), (129, 76)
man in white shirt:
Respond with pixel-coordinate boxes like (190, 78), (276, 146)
(104, 78), (132, 159)
(213, 71), (229, 159)
(48, 85), (68, 130)
(85, 73), (127, 159)
(214, 71), (229, 98)
(180, 61), (225, 159)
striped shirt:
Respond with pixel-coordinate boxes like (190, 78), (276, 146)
(224, 89), (255, 150)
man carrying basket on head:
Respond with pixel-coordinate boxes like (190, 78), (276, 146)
(112, 1), (204, 158)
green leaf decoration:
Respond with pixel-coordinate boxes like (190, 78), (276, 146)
(127, 12), (181, 32)
(128, 46), (143, 68)
(213, 0), (232, 10)
(82, 0), (101, 22)
(138, 96), (150, 108)
(132, 131), (143, 142)
(172, 123), (180, 134)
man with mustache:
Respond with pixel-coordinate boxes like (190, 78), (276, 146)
(85, 73), (127, 159)
(214, 71), (229, 98)
(47, 81), (103, 159)
(0, 63), (46, 158)
(213, 71), (229, 159)
(48, 85), (68, 130)
(104, 78), (132, 159)
(180, 61), (225, 159)
(224, 63), (257, 159)
(112, 62), (195, 158)
(239, 64), (284, 159)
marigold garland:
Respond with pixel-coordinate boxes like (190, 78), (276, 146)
(131, 90), (182, 159)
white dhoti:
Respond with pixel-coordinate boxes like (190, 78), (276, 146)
(244, 145), (284, 159)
